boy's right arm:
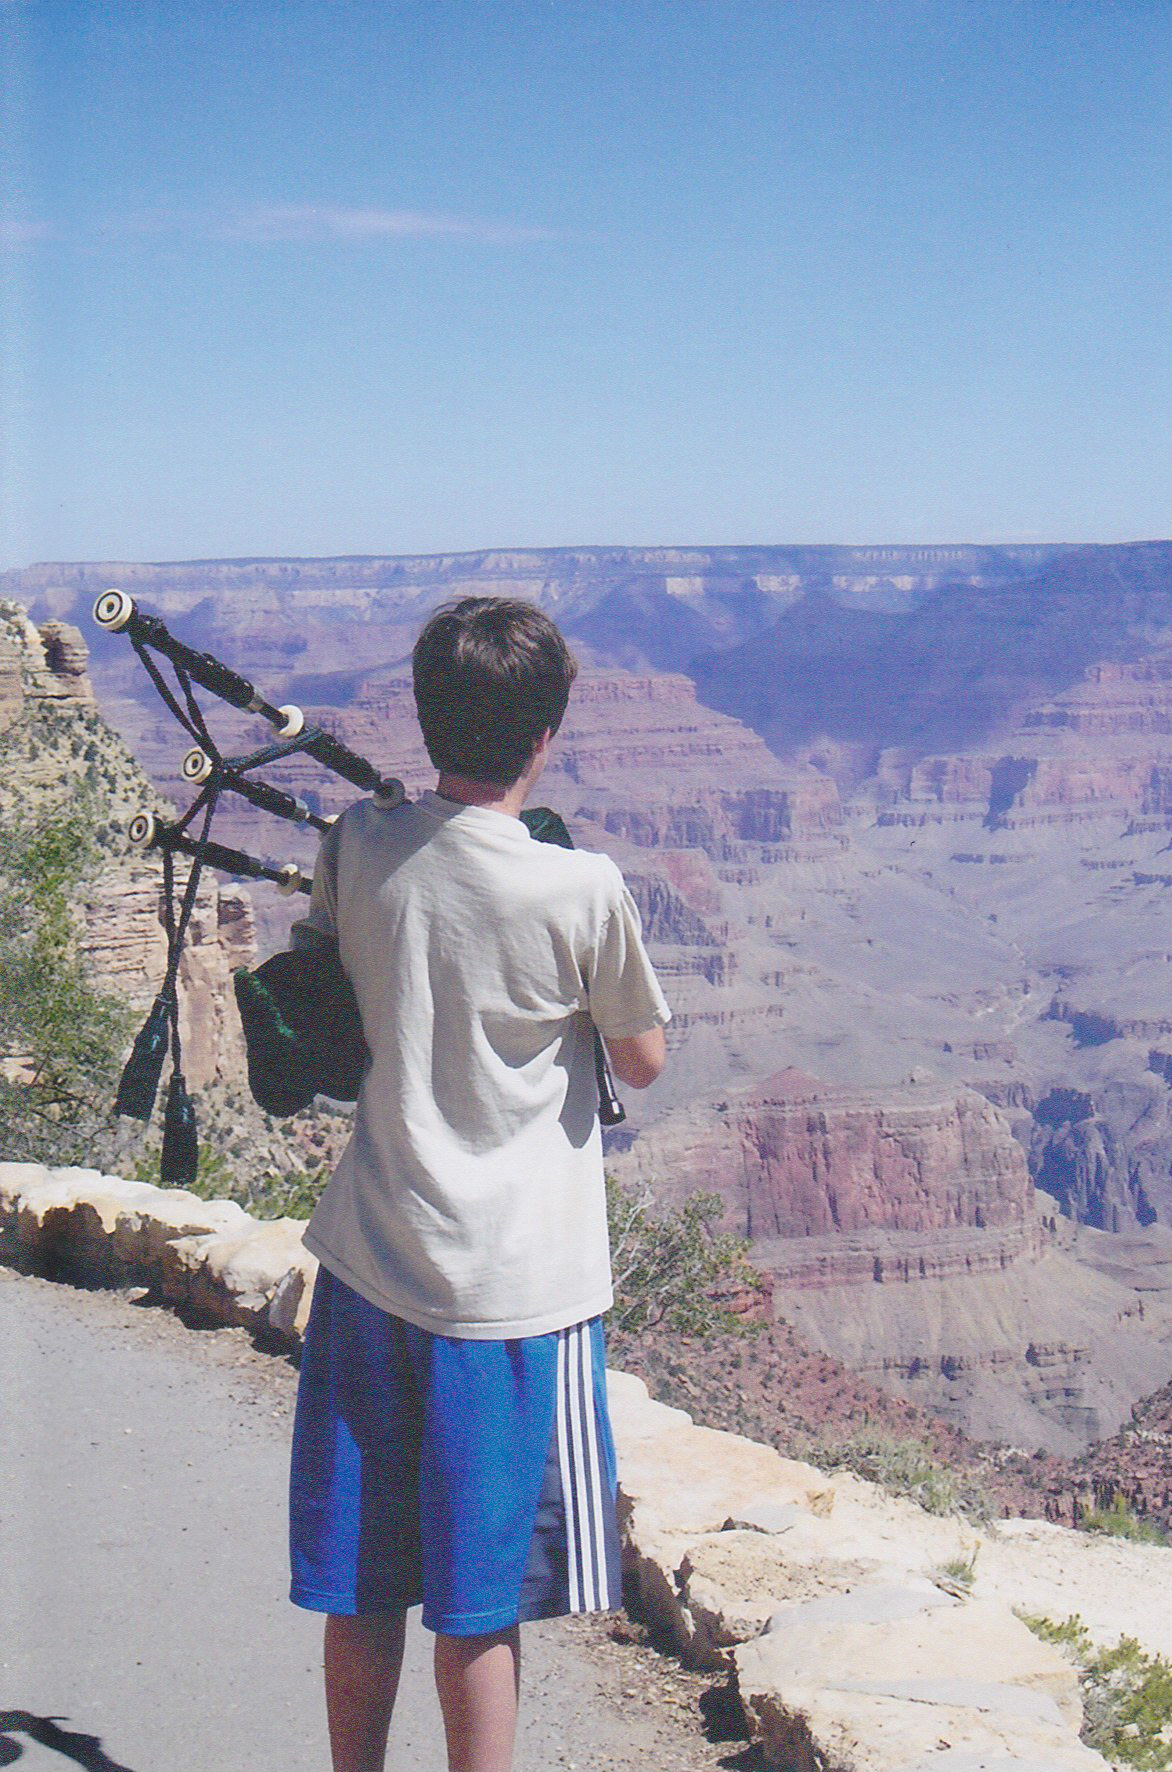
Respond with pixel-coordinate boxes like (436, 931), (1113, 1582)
(583, 863), (671, 1089)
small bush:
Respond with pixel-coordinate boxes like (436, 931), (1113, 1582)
(247, 1167), (329, 1221)
(1019, 1612), (1095, 1658)
(0, 806), (131, 1167)
(797, 1428), (994, 1521)
(1081, 1497), (1169, 1546)
(606, 1174), (765, 1338)
(1020, 1613), (1172, 1770)
(935, 1542), (980, 1588)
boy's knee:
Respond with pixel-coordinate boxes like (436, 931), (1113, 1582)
(326, 1610), (407, 1657)
(435, 1624), (519, 1658)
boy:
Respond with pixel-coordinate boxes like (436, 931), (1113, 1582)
(288, 597), (670, 1772)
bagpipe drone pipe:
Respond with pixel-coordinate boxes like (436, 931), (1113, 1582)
(93, 592), (625, 1187)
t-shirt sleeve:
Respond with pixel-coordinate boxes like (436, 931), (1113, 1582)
(289, 816), (341, 954)
(582, 867), (672, 1039)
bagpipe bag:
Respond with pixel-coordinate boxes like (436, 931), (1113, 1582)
(233, 946), (369, 1115)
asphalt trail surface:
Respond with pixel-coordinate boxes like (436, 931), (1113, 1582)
(0, 1268), (740, 1772)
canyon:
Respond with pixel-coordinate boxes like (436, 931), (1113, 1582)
(2, 539), (1169, 1453)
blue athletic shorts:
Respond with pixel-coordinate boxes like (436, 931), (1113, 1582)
(288, 1266), (623, 1635)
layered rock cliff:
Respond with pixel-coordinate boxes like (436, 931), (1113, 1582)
(2, 540), (1066, 679)
(613, 1068), (1039, 1279)
(872, 655), (1172, 835)
(696, 541), (1171, 759)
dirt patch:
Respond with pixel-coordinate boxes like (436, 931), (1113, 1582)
(553, 1614), (765, 1771)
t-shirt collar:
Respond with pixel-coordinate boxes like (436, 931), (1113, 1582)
(417, 789), (533, 838)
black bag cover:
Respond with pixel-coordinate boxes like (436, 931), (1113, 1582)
(233, 946), (369, 1116)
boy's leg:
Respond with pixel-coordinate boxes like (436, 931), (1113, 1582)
(324, 1610), (407, 1772)
(434, 1626), (521, 1772)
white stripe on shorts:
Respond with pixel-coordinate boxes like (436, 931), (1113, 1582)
(554, 1329), (579, 1611)
(555, 1322), (616, 1614)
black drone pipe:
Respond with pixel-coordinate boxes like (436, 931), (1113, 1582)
(92, 589), (405, 805)
(129, 812), (311, 895)
(180, 750), (332, 832)
(299, 727), (390, 795)
(95, 592), (289, 720)
(217, 770), (331, 831)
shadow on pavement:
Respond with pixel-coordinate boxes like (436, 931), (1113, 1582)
(0, 1714), (137, 1771)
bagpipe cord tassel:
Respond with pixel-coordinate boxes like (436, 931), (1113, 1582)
(114, 990), (175, 1121)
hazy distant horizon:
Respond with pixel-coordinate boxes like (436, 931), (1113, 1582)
(7, 536), (1171, 577)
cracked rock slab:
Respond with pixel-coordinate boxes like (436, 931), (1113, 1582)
(735, 1587), (1105, 1772)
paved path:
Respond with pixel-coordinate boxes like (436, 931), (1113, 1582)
(0, 1269), (736, 1772)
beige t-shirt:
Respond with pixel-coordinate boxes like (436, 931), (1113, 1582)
(295, 791), (671, 1338)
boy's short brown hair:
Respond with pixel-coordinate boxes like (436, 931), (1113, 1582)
(412, 597), (578, 786)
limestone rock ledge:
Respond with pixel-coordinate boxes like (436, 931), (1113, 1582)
(8, 1162), (1170, 1770)
(0, 1162), (316, 1340)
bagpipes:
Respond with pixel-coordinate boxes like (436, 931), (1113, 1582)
(93, 591), (625, 1188)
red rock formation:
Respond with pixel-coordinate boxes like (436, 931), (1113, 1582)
(623, 868), (728, 948)
(79, 872), (256, 1093)
(616, 1068), (1038, 1290)
(731, 1069), (1031, 1240)
(36, 621), (97, 706)
(544, 675), (844, 852)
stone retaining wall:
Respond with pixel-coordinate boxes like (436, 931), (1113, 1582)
(6, 1161), (1160, 1771)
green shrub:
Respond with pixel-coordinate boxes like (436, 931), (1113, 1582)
(1020, 1614), (1172, 1770)
(796, 1428), (994, 1521)
(1020, 1612), (1095, 1658)
(0, 807), (130, 1167)
(1081, 1497), (1169, 1545)
(935, 1542), (980, 1588)
(245, 1167), (329, 1220)
(606, 1173), (764, 1338)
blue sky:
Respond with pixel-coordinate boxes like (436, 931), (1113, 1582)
(1, 0), (1169, 565)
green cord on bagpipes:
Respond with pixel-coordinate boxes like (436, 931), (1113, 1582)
(96, 591), (624, 1189)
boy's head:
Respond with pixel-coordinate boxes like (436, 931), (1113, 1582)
(412, 597), (578, 787)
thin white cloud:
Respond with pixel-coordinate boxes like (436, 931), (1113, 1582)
(0, 205), (563, 250)
(221, 204), (561, 245)
(0, 219), (53, 247)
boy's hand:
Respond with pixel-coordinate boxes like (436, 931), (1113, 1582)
(603, 1026), (666, 1090)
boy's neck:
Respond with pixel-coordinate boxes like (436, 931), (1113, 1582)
(435, 773), (530, 820)
(434, 731), (551, 821)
